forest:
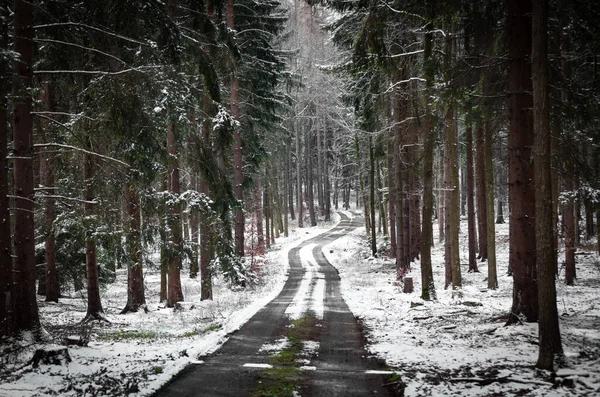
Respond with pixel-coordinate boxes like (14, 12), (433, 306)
(1, 0), (600, 395)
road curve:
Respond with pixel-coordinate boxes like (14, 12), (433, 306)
(153, 212), (395, 397)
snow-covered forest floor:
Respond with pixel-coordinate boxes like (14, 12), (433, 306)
(1, 211), (599, 396)
(327, 211), (600, 396)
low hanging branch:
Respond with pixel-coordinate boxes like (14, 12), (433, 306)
(34, 143), (130, 168)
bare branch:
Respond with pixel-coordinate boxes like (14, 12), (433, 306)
(33, 22), (149, 46)
(34, 143), (130, 168)
(34, 38), (128, 66)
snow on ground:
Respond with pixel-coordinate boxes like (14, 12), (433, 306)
(0, 216), (338, 397)
(325, 211), (600, 396)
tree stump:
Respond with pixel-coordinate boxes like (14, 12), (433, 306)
(403, 277), (414, 293)
(29, 346), (71, 368)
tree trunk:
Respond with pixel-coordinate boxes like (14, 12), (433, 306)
(447, 101), (461, 292)
(420, 6), (436, 299)
(564, 177), (576, 285)
(323, 122), (331, 222)
(466, 124), (478, 272)
(264, 174), (270, 249)
(507, 0), (538, 324)
(307, 129), (317, 227)
(369, 136), (377, 256)
(121, 183), (146, 314)
(166, 122), (184, 307)
(228, 0), (244, 258)
(356, 136), (370, 235)
(296, 119), (303, 228)
(287, 141), (295, 221)
(159, 179), (168, 302)
(255, 177), (265, 253)
(377, 161), (387, 236)
(485, 119), (498, 289)
(39, 84), (59, 302)
(475, 121), (488, 260)
(12, 0), (41, 334)
(0, 4), (13, 336)
(533, 0), (563, 369)
(283, 152), (289, 237)
(83, 146), (104, 321)
(387, 114), (397, 258)
(199, 176), (213, 300)
(496, 200), (505, 223)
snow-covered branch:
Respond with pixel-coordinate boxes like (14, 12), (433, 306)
(34, 143), (130, 168)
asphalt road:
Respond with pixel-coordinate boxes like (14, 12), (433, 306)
(154, 213), (396, 397)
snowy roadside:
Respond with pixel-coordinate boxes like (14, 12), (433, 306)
(0, 215), (339, 397)
(324, 211), (600, 396)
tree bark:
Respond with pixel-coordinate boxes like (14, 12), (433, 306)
(387, 107), (397, 258)
(307, 128), (317, 227)
(166, 121), (184, 307)
(296, 118), (303, 228)
(447, 101), (461, 291)
(83, 145), (104, 321)
(507, 0), (538, 324)
(466, 124), (478, 272)
(228, 0), (244, 258)
(475, 121), (488, 260)
(39, 84), (59, 302)
(532, 0), (563, 369)
(0, 4), (13, 336)
(12, 0), (41, 333)
(121, 183), (146, 314)
(369, 136), (377, 256)
(420, 6), (436, 299)
(485, 119), (498, 289)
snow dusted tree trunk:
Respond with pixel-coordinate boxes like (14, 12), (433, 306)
(283, 147), (289, 236)
(12, 0), (41, 333)
(0, 3), (13, 336)
(356, 135), (370, 236)
(307, 127), (317, 227)
(264, 172), (271, 249)
(122, 183), (146, 314)
(533, 0), (563, 369)
(228, 0), (245, 258)
(507, 0), (538, 324)
(39, 83), (59, 302)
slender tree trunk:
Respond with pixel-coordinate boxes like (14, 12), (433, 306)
(283, 151), (289, 236)
(533, 0), (563, 369)
(377, 161), (387, 236)
(564, 177), (576, 285)
(122, 183), (146, 314)
(166, 122), (184, 307)
(475, 121), (488, 260)
(159, 179), (168, 302)
(264, 174), (271, 249)
(420, 6), (436, 299)
(485, 119), (498, 289)
(296, 119), (303, 228)
(323, 122), (331, 221)
(387, 105), (397, 257)
(466, 124), (478, 272)
(369, 136), (377, 256)
(39, 84), (59, 302)
(255, 177), (265, 253)
(0, 5), (13, 336)
(437, 149), (445, 243)
(228, 0), (244, 257)
(287, 142), (295, 221)
(199, 177), (212, 300)
(447, 101), (461, 291)
(83, 144), (104, 321)
(507, 0), (538, 324)
(356, 136), (370, 235)
(307, 129), (317, 227)
(496, 200), (505, 223)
